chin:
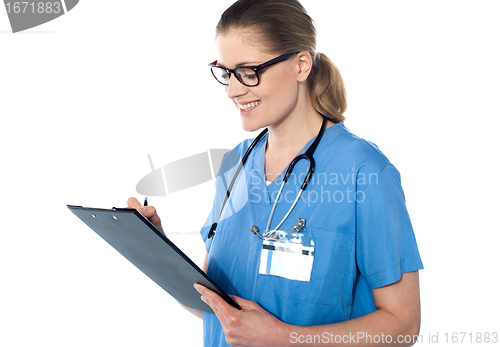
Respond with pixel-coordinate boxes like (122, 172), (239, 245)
(240, 119), (266, 133)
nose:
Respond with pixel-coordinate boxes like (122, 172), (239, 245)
(226, 74), (247, 99)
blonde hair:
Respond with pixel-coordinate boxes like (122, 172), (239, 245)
(216, 0), (347, 123)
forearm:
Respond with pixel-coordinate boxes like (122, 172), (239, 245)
(180, 251), (209, 320)
(280, 271), (422, 346)
(283, 308), (420, 347)
(177, 300), (204, 320)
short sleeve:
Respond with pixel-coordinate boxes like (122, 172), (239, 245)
(199, 143), (250, 253)
(199, 168), (230, 253)
(355, 163), (423, 289)
(200, 214), (215, 253)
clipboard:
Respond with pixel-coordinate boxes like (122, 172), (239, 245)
(67, 205), (240, 313)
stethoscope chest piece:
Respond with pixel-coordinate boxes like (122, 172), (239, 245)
(252, 218), (307, 242)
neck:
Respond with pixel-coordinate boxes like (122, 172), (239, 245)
(266, 104), (324, 156)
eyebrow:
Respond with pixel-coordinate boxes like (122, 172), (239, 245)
(235, 61), (260, 67)
(218, 60), (261, 69)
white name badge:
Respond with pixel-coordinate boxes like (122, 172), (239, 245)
(258, 238), (315, 282)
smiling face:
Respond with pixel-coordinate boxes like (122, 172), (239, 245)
(216, 28), (306, 132)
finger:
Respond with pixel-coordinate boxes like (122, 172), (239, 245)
(195, 284), (227, 321)
(143, 206), (162, 228)
(127, 197), (164, 233)
(127, 197), (141, 208)
(228, 295), (254, 312)
(194, 284), (238, 318)
(201, 294), (223, 318)
(127, 197), (156, 221)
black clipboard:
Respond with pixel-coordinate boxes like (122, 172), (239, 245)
(67, 205), (240, 313)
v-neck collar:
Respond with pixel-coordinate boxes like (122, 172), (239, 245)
(245, 123), (342, 226)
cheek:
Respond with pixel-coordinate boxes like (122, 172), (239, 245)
(264, 76), (299, 107)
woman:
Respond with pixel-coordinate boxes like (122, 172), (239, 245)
(129, 0), (423, 346)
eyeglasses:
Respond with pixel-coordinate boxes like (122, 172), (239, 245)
(208, 52), (299, 87)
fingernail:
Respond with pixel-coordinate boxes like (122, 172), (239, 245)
(200, 296), (207, 304)
(138, 206), (146, 213)
(194, 283), (200, 291)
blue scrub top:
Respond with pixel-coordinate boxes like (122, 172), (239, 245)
(200, 122), (423, 347)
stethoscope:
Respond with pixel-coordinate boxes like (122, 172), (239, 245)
(207, 116), (327, 242)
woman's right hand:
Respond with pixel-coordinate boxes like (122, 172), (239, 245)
(127, 197), (164, 235)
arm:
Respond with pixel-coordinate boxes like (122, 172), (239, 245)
(127, 197), (208, 320)
(195, 271), (421, 347)
(291, 271), (421, 346)
(178, 251), (209, 320)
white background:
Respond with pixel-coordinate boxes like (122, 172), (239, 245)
(1, 1), (499, 346)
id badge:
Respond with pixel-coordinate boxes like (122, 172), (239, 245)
(258, 220), (315, 282)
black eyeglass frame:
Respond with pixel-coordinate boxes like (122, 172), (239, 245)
(208, 52), (300, 87)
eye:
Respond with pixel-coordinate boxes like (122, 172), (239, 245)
(244, 73), (257, 79)
(236, 68), (258, 83)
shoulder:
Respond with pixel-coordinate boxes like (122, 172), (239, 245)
(230, 130), (268, 158)
(232, 136), (258, 155)
(321, 122), (393, 174)
(217, 131), (267, 175)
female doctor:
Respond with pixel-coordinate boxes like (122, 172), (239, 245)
(128, 0), (423, 346)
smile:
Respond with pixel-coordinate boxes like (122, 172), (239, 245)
(238, 101), (261, 111)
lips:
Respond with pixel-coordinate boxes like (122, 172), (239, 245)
(238, 100), (261, 111)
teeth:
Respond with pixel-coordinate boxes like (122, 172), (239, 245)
(239, 101), (261, 111)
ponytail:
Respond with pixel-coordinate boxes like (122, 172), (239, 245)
(309, 53), (347, 123)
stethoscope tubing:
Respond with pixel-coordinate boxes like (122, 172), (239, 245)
(265, 182), (304, 237)
(265, 117), (327, 235)
(209, 116), (327, 241)
(216, 127), (269, 223)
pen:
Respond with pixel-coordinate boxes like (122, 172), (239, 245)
(144, 197), (148, 207)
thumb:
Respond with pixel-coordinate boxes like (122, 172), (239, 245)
(141, 206), (163, 234)
(127, 197), (142, 208)
(229, 295), (258, 311)
(127, 197), (164, 234)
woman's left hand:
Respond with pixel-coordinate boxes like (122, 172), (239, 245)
(194, 284), (290, 347)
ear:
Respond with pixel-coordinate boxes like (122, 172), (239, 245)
(296, 51), (313, 83)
